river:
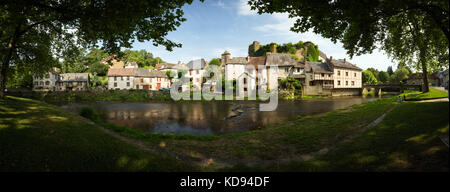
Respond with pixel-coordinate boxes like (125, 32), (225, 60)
(61, 96), (384, 135)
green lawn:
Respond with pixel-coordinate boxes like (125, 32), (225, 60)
(0, 96), (197, 171)
(268, 101), (449, 171)
(401, 87), (448, 101)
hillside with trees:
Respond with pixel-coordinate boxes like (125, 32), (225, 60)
(249, 41), (322, 62)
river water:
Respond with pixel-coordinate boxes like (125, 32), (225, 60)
(61, 96), (383, 135)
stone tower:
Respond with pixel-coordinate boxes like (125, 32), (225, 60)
(221, 51), (231, 66)
(248, 41), (260, 57)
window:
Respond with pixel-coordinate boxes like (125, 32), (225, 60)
(196, 70), (199, 75)
(328, 74), (331, 77)
(354, 73), (356, 77)
(114, 83), (117, 87)
(40, 81), (44, 85)
(346, 81), (348, 85)
(296, 68), (300, 73)
(338, 71), (341, 76)
(321, 74), (324, 77)
(351, 81), (355, 86)
(45, 81), (50, 85)
(140, 78), (144, 83)
(285, 68), (289, 73)
(337, 80), (341, 85)
(346, 72), (348, 76)
(189, 70), (192, 76)
(309, 81), (315, 86)
(127, 82), (130, 87)
(127, 76), (130, 80)
(114, 77), (117, 81)
(121, 76), (123, 80)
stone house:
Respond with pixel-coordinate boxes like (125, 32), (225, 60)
(58, 73), (90, 91)
(407, 73), (440, 86)
(32, 69), (59, 91)
(107, 68), (170, 90)
(33, 70), (90, 92)
(304, 62), (334, 96)
(328, 57), (362, 96)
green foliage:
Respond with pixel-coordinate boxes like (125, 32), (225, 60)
(378, 71), (390, 84)
(1, 0), (200, 97)
(387, 66), (394, 76)
(362, 70), (378, 84)
(389, 67), (410, 83)
(122, 49), (162, 68)
(79, 106), (101, 122)
(209, 58), (221, 66)
(251, 41), (318, 61)
(306, 44), (319, 62)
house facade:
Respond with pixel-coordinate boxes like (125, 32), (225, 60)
(33, 69), (60, 91)
(33, 70), (90, 92)
(107, 68), (170, 90)
(58, 73), (90, 91)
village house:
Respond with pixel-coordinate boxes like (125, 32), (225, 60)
(58, 73), (90, 91)
(184, 59), (208, 91)
(328, 57), (363, 96)
(33, 69), (90, 92)
(107, 68), (170, 90)
(33, 69), (59, 91)
(304, 61), (334, 95)
(407, 73), (440, 86)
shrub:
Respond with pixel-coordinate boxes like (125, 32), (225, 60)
(79, 106), (100, 122)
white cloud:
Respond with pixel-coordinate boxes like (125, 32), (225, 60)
(216, 0), (225, 8)
(237, 0), (257, 16)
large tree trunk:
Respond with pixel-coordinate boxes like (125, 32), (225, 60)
(420, 58), (430, 93)
(0, 26), (20, 99)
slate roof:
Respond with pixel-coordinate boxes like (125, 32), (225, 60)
(60, 73), (90, 82)
(305, 62), (334, 74)
(227, 57), (248, 65)
(330, 59), (362, 71)
(186, 59), (207, 69)
(265, 53), (297, 66)
(155, 62), (178, 70)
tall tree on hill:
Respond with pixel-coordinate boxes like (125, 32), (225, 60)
(248, 0), (449, 92)
(0, 0), (201, 98)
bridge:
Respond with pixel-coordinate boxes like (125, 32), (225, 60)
(362, 84), (423, 96)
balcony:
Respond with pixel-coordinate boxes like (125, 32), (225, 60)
(323, 84), (334, 89)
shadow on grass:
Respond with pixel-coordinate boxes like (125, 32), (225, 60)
(0, 96), (197, 172)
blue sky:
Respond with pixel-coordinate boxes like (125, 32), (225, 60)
(131, 0), (397, 71)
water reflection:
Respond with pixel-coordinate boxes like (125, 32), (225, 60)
(62, 96), (382, 135)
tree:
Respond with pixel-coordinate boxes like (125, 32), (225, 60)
(362, 70), (378, 85)
(378, 71), (390, 84)
(0, 0), (200, 98)
(366, 68), (380, 82)
(390, 67), (410, 83)
(248, 0), (449, 93)
(209, 58), (221, 66)
(387, 66), (394, 76)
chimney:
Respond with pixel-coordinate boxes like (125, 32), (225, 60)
(344, 58), (346, 63)
(329, 56), (334, 70)
(221, 51), (230, 66)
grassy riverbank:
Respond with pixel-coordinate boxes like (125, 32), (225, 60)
(271, 101), (449, 171)
(401, 87), (448, 101)
(80, 96), (399, 169)
(2, 95), (447, 171)
(0, 96), (197, 171)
